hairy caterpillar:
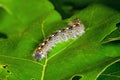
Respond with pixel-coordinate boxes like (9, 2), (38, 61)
(33, 18), (85, 61)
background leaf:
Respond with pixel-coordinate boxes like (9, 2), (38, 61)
(97, 62), (120, 80)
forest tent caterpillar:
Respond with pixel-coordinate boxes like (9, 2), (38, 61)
(33, 18), (85, 61)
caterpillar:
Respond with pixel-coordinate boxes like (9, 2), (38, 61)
(33, 18), (85, 61)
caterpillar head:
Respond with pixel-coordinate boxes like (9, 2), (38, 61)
(33, 51), (44, 61)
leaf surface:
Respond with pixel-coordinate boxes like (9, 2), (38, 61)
(0, 1), (120, 80)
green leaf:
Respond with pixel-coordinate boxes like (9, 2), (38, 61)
(0, 0), (61, 80)
(0, 0), (120, 80)
(38, 4), (120, 80)
(98, 62), (120, 80)
(102, 25), (120, 43)
(0, 0), (54, 23)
